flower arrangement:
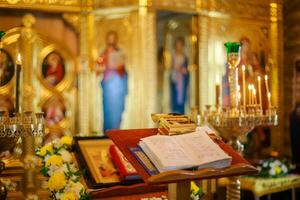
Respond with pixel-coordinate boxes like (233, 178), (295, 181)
(36, 136), (90, 200)
(256, 159), (295, 178)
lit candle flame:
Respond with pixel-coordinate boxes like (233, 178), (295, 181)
(16, 53), (22, 65)
(258, 76), (261, 82)
(264, 75), (268, 81)
(242, 65), (245, 71)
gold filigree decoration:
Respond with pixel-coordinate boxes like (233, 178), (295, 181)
(204, 0), (271, 20)
(6, 0), (20, 4)
(22, 14), (36, 28)
(1, 0), (79, 5)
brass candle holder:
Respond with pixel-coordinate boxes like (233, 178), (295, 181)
(0, 111), (45, 198)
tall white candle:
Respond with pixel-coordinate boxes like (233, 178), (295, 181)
(248, 84), (252, 106)
(264, 75), (270, 95)
(235, 67), (239, 108)
(238, 92), (241, 107)
(242, 65), (246, 110)
(257, 76), (262, 111)
(253, 88), (257, 105)
(215, 75), (220, 107)
(267, 92), (272, 110)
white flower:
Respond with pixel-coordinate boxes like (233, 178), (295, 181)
(257, 166), (262, 172)
(60, 149), (72, 163)
(57, 164), (69, 173)
(44, 154), (51, 162)
(52, 139), (61, 149)
(65, 180), (84, 196)
(72, 181), (84, 195)
(55, 191), (63, 199)
(263, 162), (268, 167)
(274, 160), (281, 166)
(69, 164), (77, 172)
(282, 165), (288, 173)
(269, 168), (276, 176)
(47, 165), (60, 176)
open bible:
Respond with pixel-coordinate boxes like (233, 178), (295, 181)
(138, 129), (232, 172)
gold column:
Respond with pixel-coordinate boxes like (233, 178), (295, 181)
(137, 2), (157, 127)
(78, 0), (94, 135)
(269, 2), (284, 151)
(198, 14), (209, 110)
(19, 14), (40, 197)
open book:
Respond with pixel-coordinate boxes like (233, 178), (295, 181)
(138, 129), (232, 172)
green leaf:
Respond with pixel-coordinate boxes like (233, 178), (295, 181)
(0, 31), (5, 40)
(79, 189), (91, 200)
(40, 167), (49, 177)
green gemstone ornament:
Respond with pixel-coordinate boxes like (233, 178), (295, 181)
(0, 31), (5, 40)
(224, 42), (240, 54)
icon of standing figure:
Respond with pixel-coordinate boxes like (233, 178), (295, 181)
(96, 31), (128, 131)
(170, 37), (189, 114)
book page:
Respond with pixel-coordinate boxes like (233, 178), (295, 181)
(175, 132), (231, 166)
(141, 135), (195, 168)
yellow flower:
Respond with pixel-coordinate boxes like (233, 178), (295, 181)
(45, 155), (63, 168)
(191, 181), (200, 195)
(48, 172), (66, 191)
(275, 166), (282, 174)
(60, 136), (73, 146)
(60, 192), (77, 200)
(39, 144), (53, 156)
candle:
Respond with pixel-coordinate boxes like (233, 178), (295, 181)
(257, 76), (262, 112)
(264, 75), (270, 94)
(242, 65), (246, 110)
(15, 53), (21, 113)
(238, 92), (241, 107)
(235, 67), (239, 108)
(267, 92), (272, 110)
(248, 84), (252, 106)
(250, 84), (254, 105)
(253, 88), (257, 105)
(215, 75), (220, 107)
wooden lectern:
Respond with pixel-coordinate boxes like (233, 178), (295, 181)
(107, 128), (258, 200)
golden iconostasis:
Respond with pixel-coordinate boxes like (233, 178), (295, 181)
(0, 0), (286, 154)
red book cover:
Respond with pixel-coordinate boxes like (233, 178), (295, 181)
(109, 144), (140, 181)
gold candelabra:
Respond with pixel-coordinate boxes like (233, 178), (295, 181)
(202, 42), (279, 200)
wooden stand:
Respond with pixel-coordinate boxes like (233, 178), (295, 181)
(107, 128), (258, 200)
(168, 182), (190, 200)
